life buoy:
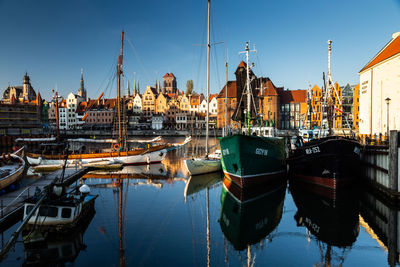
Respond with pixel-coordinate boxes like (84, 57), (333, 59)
(114, 144), (120, 150)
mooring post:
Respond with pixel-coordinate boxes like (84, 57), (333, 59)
(387, 207), (398, 267)
(389, 130), (399, 193)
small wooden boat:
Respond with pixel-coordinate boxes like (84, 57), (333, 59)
(0, 153), (25, 190)
(23, 184), (98, 232)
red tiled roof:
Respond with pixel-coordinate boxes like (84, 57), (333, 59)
(59, 99), (67, 108)
(217, 81), (237, 98)
(86, 98), (116, 110)
(291, 90), (307, 102)
(76, 101), (87, 113)
(238, 61), (246, 68)
(278, 89), (307, 104)
(163, 73), (175, 78)
(209, 94), (218, 101)
(360, 33), (400, 72)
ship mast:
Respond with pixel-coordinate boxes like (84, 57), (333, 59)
(205, 0), (210, 156)
(327, 40), (333, 136)
(117, 31), (124, 148)
(53, 90), (60, 140)
(239, 42), (256, 135)
(224, 61), (228, 137)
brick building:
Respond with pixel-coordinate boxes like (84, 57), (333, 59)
(0, 73), (43, 135)
(163, 73), (177, 94)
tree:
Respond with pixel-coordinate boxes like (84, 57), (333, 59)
(186, 80), (194, 96)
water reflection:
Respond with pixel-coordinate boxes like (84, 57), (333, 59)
(360, 189), (400, 266)
(83, 164), (168, 180)
(184, 172), (223, 200)
(219, 176), (286, 264)
(290, 180), (360, 266)
(23, 209), (95, 266)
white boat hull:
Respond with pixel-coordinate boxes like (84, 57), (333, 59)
(27, 148), (168, 166)
(184, 158), (221, 176)
(0, 154), (25, 190)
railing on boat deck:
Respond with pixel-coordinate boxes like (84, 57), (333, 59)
(361, 130), (399, 199)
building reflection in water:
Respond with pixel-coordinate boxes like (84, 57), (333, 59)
(359, 188), (400, 267)
(184, 171), (223, 267)
(219, 176), (286, 266)
(290, 180), (360, 266)
(163, 136), (220, 179)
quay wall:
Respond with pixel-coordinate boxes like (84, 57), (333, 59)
(362, 130), (400, 203)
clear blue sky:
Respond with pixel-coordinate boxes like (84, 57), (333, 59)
(1, 0), (399, 101)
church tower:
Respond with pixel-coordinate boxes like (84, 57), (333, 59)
(22, 72), (31, 101)
(77, 69), (87, 100)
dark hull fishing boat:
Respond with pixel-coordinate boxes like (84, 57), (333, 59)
(219, 43), (286, 189)
(289, 40), (361, 190)
(289, 136), (361, 189)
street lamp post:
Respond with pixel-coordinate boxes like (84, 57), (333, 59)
(385, 97), (391, 139)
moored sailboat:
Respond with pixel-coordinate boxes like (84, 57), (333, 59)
(219, 43), (286, 189)
(26, 31), (190, 167)
(184, 0), (221, 176)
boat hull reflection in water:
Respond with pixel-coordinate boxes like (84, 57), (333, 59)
(23, 208), (95, 266)
(219, 176), (286, 251)
(82, 163), (168, 180)
(184, 171), (223, 200)
(290, 180), (359, 266)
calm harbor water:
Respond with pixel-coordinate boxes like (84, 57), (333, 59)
(0, 137), (396, 266)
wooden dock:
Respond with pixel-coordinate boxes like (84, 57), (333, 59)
(0, 166), (90, 230)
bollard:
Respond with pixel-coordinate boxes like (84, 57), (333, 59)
(388, 130), (399, 193)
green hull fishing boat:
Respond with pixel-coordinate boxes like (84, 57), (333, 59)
(220, 134), (285, 188)
(219, 43), (286, 189)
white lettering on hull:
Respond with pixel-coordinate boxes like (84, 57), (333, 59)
(305, 146), (320, 155)
(255, 148), (268, 156)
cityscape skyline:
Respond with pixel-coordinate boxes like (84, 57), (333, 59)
(0, 0), (399, 101)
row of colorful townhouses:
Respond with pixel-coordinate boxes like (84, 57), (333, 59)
(1, 31), (398, 136)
